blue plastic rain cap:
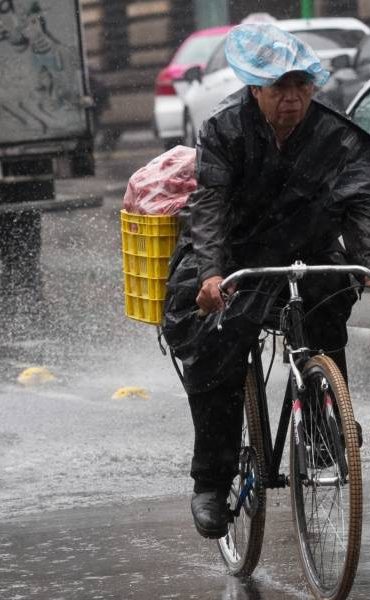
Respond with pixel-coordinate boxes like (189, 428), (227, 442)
(225, 23), (330, 88)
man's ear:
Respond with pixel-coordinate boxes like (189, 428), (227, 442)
(250, 86), (259, 99)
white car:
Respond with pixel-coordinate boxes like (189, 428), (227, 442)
(179, 17), (370, 146)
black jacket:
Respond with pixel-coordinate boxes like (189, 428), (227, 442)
(188, 87), (370, 281)
(162, 88), (370, 392)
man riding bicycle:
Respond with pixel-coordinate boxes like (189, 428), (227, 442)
(162, 23), (370, 539)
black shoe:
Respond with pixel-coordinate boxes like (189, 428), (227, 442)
(191, 490), (231, 539)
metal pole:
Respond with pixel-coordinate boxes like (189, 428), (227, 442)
(301, 0), (314, 18)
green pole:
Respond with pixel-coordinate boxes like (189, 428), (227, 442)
(301, 0), (314, 18)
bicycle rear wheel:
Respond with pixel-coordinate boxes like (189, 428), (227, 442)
(290, 354), (362, 600)
(217, 358), (266, 575)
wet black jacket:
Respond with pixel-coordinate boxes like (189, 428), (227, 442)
(162, 88), (370, 392)
(188, 87), (370, 280)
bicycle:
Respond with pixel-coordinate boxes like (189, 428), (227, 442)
(214, 260), (370, 600)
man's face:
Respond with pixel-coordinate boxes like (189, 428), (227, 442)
(251, 72), (315, 131)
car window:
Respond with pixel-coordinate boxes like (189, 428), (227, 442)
(174, 34), (227, 66)
(351, 91), (370, 134)
(356, 36), (370, 67)
(294, 29), (365, 50)
(204, 40), (228, 75)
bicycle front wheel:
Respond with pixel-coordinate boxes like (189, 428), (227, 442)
(290, 354), (362, 600)
(217, 359), (266, 576)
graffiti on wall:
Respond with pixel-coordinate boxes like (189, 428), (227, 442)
(0, 0), (88, 144)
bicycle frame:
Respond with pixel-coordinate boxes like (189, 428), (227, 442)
(217, 260), (368, 593)
(250, 342), (295, 489)
(254, 272), (313, 486)
(220, 260), (370, 490)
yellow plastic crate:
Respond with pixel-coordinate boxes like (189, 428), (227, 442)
(120, 211), (180, 325)
(122, 231), (178, 257)
(125, 273), (167, 300)
(122, 212), (179, 236)
(124, 294), (165, 325)
(123, 253), (170, 278)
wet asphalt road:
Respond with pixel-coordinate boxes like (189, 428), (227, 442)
(1, 136), (370, 599)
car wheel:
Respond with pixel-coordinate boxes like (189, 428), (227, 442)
(184, 111), (196, 148)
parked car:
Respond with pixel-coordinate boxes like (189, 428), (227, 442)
(317, 33), (370, 111)
(278, 17), (369, 68)
(178, 17), (370, 146)
(153, 25), (232, 150)
(346, 79), (370, 134)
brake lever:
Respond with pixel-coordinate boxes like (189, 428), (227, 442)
(217, 287), (239, 332)
(216, 310), (225, 332)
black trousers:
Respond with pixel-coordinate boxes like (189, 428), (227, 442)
(187, 289), (353, 493)
(189, 378), (245, 494)
(164, 244), (358, 491)
(188, 347), (349, 493)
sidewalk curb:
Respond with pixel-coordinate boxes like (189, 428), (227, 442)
(0, 194), (103, 214)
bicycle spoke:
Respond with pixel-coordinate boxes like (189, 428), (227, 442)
(291, 356), (362, 600)
(217, 363), (266, 576)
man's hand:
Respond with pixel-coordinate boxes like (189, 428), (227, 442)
(196, 275), (224, 314)
(364, 276), (370, 287)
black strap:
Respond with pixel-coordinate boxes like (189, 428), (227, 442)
(156, 326), (186, 390)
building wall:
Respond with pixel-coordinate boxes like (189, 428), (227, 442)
(316, 0), (358, 16)
(355, 0), (370, 21)
(229, 0), (302, 20)
(81, 0), (195, 135)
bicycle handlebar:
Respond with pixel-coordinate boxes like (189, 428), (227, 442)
(220, 260), (370, 291)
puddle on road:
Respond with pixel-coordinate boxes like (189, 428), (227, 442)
(0, 497), (313, 600)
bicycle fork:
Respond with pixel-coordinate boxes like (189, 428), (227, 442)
(291, 365), (348, 483)
(286, 281), (310, 480)
(289, 352), (309, 479)
(292, 396), (308, 479)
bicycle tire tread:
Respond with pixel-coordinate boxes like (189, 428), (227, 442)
(291, 354), (362, 600)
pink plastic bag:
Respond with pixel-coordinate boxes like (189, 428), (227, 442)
(123, 145), (197, 215)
